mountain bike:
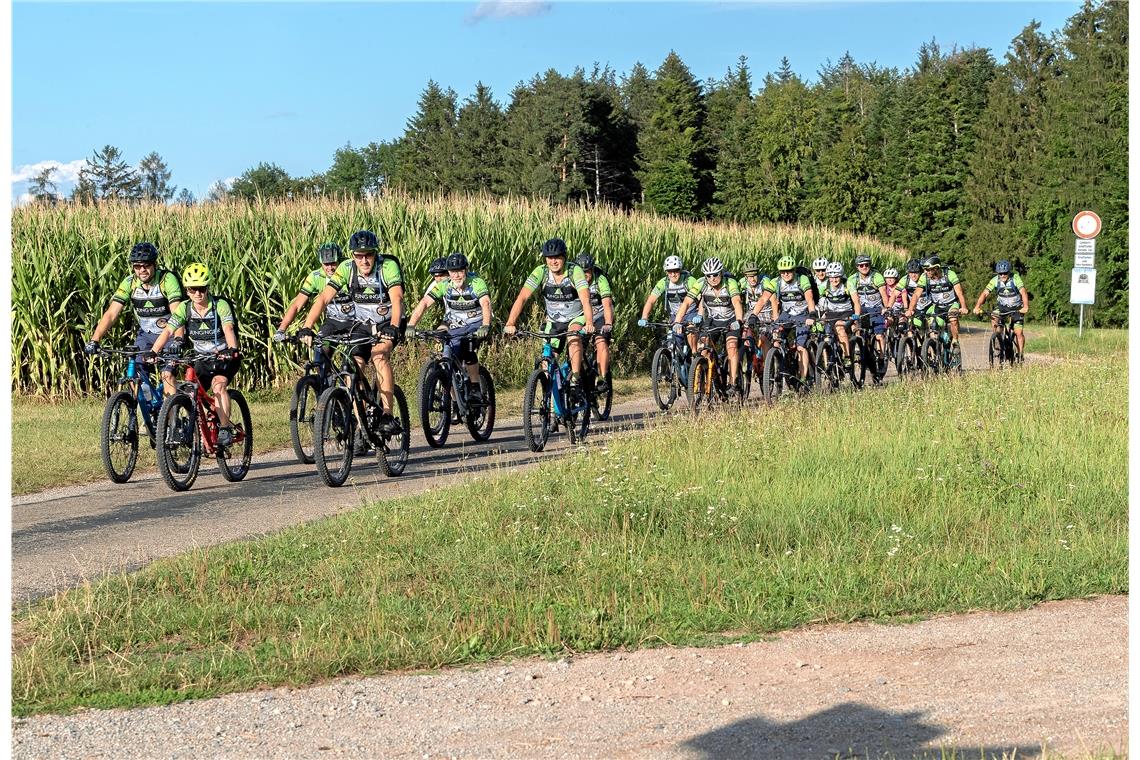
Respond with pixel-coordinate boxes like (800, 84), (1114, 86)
(516, 329), (591, 452)
(413, 328), (496, 447)
(813, 317), (854, 394)
(645, 322), (691, 412)
(582, 336), (613, 421)
(96, 346), (165, 483)
(312, 333), (411, 487)
(284, 334), (338, 464)
(762, 320), (813, 403)
(895, 313), (929, 378)
(154, 351), (253, 492)
(921, 307), (964, 375)
(689, 324), (744, 415)
(988, 309), (1023, 368)
(849, 313), (887, 388)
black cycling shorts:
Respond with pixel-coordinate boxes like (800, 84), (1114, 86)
(193, 356), (241, 384)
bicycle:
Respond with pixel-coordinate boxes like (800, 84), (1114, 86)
(761, 321), (813, 403)
(516, 329), (591, 452)
(413, 328), (496, 447)
(154, 351), (253, 492)
(920, 308), (964, 375)
(311, 333), (411, 487)
(895, 312), (929, 378)
(987, 309), (1023, 368)
(582, 336), (613, 421)
(283, 334), (338, 464)
(689, 324), (744, 415)
(812, 317), (854, 394)
(645, 322), (691, 412)
(96, 346), (166, 483)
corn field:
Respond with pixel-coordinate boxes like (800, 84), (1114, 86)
(12, 194), (908, 397)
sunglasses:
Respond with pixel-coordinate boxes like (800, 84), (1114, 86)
(132, 263), (153, 270)
(352, 251), (376, 259)
(857, 263), (871, 267)
(186, 286), (207, 294)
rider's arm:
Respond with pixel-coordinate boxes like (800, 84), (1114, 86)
(91, 301), (125, 342)
(640, 293), (658, 321)
(803, 278), (816, 320)
(151, 301), (186, 354)
(598, 275), (614, 326)
(278, 292), (310, 332)
(407, 292), (436, 328)
(973, 281), (992, 312)
(570, 266), (593, 325)
(217, 299), (239, 351)
(729, 279), (744, 322)
(906, 283), (925, 316)
(303, 284), (338, 330)
(1018, 278), (1030, 314)
(673, 295), (695, 324)
(480, 293), (493, 326)
(953, 282), (968, 311)
(160, 272), (186, 338)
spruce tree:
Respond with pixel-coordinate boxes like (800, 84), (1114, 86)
(138, 152), (175, 202)
(454, 82), (508, 194)
(636, 52), (707, 219)
(396, 80), (459, 194)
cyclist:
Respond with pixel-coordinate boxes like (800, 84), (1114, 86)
(847, 253), (890, 373)
(673, 257), (744, 392)
(905, 255), (968, 345)
(85, 241), (185, 396)
(576, 252), (614, 395)
(408, 252), (493, 401)
(973, 259), (1029, 355)
(811, 257), (830, 295)
(738, 261), (770, 372)
(298, 229), (406, 434)
(883, 267), (907, 315)
(902, 258), (929, 332)
(425, 257), (448, 297)
(150, 263), (241, 446)
(503, 238), (594, 387)
(764, 256), (817, 382)
(638, 255), (700, 356)
(273, 242), (353, 356)
(817, 261), (859, 367)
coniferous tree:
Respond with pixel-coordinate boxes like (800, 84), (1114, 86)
(454, 82), (508, 194)
(79, 145), (140, 201)
(28, 167), (59, 205)
(138, 152), (175, 202)
(637, 52), (708, 218)
(748, 61), (816, 222)
(396, 80), (459, 194)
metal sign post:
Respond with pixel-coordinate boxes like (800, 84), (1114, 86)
(1070, 211), (1102, 337)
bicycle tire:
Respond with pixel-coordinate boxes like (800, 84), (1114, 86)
(465, 366), (496, 441)
(217, 389), (253, 482)
(289, 375), (321, 464)
(895, 336), (914, 378)
(314, 386), (354, 487)
(651, 346), (676, 411)
(591, 373), (613, 421)
(566, 384), (591, 445)
(850, 337), (867, 390)
(762, 346), (783, 403)
(689, 356), (712, 415)
(155, 392), (200, 492)
(419, 363), (451, 448)
(100, 391), (140, 483)
(377, 385), (411, 477)
(522, 368), (552, 452)
(812, 340), (835, 394)
(989, 333), (1001, 369)
(921, 336), (941, 375)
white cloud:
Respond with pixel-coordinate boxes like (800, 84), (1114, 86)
(11, 158), (87, 185)
(467, 1), (552, 23)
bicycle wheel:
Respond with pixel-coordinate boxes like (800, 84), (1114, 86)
(813, 341), (834, 394)
(465, 366), (496, 441)
(948, 340), (964, 374)
(289, 375), (321, 464)
(762, 347), (784, 403)
(377, 385), (411, 477)
(521, 368), (552, 452)
(849, 338), (867, 390)
(592, 372), (613, 422)
(896, 336), (914, 378)
(314, 386), (354, 488)
(651, 347), (677, 411)
(217, 389), (253, 482)
(418, 363), (451, 448)
(689, 356), (712, 415)
(156, 392), (200, 492)
(740, 346), (754, 400)
(921, 336), (941, 375)
(100, 391), (140, 483)
(565, 383), (591, 445)
(989, 333), (1001, 369)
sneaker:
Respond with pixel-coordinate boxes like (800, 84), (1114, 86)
(217, 426), (234, 448)
(378, 413), (400, 436)
(353, 429), (371, 456)
(467, 383), (483, 405)
(595, 376), (610, 395)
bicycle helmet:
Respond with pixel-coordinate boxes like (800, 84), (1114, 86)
(349, 230), (379, 251)
(855, 253), (872, 266)
(663, 255), (683, 272)
(445, 252), (469, 271)
(317, 242), (341, 265)
(777, 255), (796, 272)
(825, 261), (844, 277)
(182, 262), (210, 288)
(921, 255), (942, 269)
(428, 257), (448, 276)
(701, 257), (724, 276)
(994, 259), (1012, 274)
(740, 261), (760, 275)
(541, 238), (568, 258)
(129, 241), (159, 264)
(575, 252), (595, 271)
(811, 257), (829, 271)
(883, 267), (899, 279)
(906, 258), (922, 274)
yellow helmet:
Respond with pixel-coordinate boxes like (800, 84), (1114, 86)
(182, 262), (210, 288)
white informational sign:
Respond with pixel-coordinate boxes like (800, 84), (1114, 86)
(1070, 267), (1096, 305)
(1072, 210), (1102, 239)
(1075, 238), (1095, 267)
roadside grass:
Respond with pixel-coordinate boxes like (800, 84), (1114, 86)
(10, 376), (652, 496)
(11, 344), (1126, 716)
(1024, 326), (1128, 358)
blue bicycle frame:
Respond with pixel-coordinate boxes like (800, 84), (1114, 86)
(123, 355), (163, 437)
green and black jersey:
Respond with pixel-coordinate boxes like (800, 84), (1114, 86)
(523, 263), (590, 323)
(686, 276), (741, 321)
(298, 269), (355, 322)
(984, 273), (1026, 310)
(111, 269), (184, 335)
(327, 258), (404, 324)
(586, 273), (613, 323)
(426, 274), (491, 329)
(167, 297), (235, 354)
(764, 274), (813, 317)
(650, 273), (700, 319)
(917, 269), (962, 309)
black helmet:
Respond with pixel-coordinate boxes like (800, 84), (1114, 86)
(994, 259), (1012, 274)
(349, 230), (379, 252)
(541, 238), (568, 258)
(921, 255), (942, 269)
(129, 241), (159, 264)
(906, 258), (922, 274)
(575, 252), (595, 271)
(854, 253), (872, 266)
(445, 252), (469, 271)
(317, 242), (341, 265)
(428, 257), (448, 276)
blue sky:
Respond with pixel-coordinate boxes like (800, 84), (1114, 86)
(12, 1), (1082, 203)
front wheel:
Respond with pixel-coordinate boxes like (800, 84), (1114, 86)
(849, 338), (867, 390)
(100, 391), (140, 483)
(289, 375), (320, 464)
(651, 347), (677, 411)
(989, 333), (1001, 369)
(377, 385), (411, 477)
(155, 392), (200, 492)
(896, 337), (916, 378)
(921, 336), (941, 375)
(418, 363), (451, 448)
(762, 346), (784, 404)
(565, 383), (591, 445)
(314, 386), (355, 488)
(813, 340), (837, 394)
(465, 367), (496, 442)
(591, 373), (613, 422)
(689, 355), (713, 415)
(522, 369), (552, 452)
(217, 389), (253, 482)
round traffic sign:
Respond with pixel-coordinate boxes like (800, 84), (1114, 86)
(1073, 210), (1102, 239)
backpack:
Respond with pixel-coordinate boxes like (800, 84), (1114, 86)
(209, 294), (240, 341)
(795, 265), (820, 303)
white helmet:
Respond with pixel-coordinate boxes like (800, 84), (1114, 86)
(826, 261), (844, 277)
(663, 255), (683, 272)
(702, 257), (724, 276)
(812, 257), (829, 271)
(884, 267), (899, 279)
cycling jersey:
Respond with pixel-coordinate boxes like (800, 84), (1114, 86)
(847, 270), (887, 311)
(687, 276), (741, 321)
(110, 269), (184, 335)
(650, 272), (699, 319)
(904, 274), (932, 312)
(984, 273), (1026, 310)
(327, 258), (404, 324)
(586, 273), (613, 322)
(818, 281), (856, 315)
(524, 263), (589, 322)
(299, 269), (355, 322)
(167, 297), (235, 354)
(427, 274), (490, 329)
(884, 284), (906, 310)
(917, 269), (962, 309)
(764, 274), (813, 317)
(739, 277), (767, 313)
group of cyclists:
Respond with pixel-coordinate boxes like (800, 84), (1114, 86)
(84, 231), (1029, 487)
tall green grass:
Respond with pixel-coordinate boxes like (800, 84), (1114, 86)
(13, 195), (907, 396)
(12, 345), (1126, 715)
